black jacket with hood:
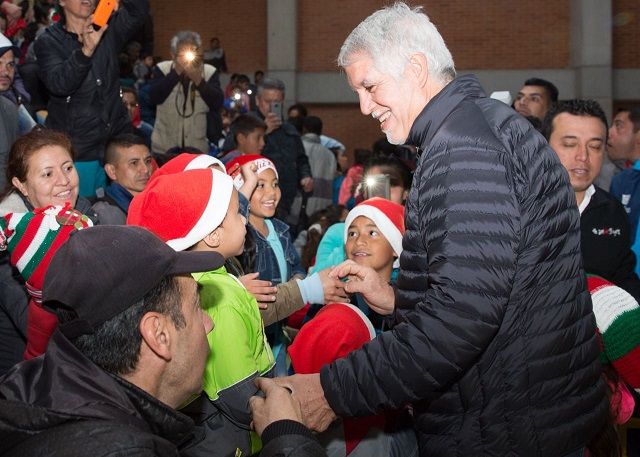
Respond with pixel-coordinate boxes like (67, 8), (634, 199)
(320, 75), (608, 456)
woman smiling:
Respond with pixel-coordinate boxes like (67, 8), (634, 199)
(0, 128), (98, 370)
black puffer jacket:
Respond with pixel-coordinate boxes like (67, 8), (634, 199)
(34, 0), (149, 162)
(320, 75), (607, 456)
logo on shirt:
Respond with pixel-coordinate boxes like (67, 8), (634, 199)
(591, 227), (622, 236)
(622, 194), (631, 206)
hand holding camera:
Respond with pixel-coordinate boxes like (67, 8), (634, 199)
(80, 14), (107, 57)
(264, 102), (283, 134)
(174, 50), (203, 85)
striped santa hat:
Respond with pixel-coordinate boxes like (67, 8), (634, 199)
(588, 275), (640, 390)
(225, 154), (278, 190)
(0, 204), (93, 299)
(344, 197), (405, 268)
(127, 168), (234, 252)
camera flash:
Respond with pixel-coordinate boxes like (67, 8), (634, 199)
(184, 51), (195, 62)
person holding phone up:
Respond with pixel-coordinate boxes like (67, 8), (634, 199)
(150, 30), (224, 156)
(34, 0), (150, 197)
(223, 77), (313, 225)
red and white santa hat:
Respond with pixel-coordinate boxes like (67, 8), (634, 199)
(148, 153), (226, 185)
(225, 154), (278, 190)
(288, 302), (375, 375)
(344, 197), (405, 268)
(127, 168), (233, 251)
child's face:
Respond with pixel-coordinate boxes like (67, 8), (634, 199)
(237, 129), (265, 156)
(345, 216), (396, 276)
(216, 189), (247, 258)
(249, 169), (280, 219)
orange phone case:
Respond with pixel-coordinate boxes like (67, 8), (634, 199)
(93, 0), (116, 27)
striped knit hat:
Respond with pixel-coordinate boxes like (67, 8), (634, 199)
(0, 204), (93, 300)
(588, 275), (640, 390)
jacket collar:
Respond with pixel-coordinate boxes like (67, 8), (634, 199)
(0, 330), (195, 447)
(407, 75), (486, 150)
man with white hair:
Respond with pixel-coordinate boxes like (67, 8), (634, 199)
(150, 30), (223, 155)
(269, 3), (607, 456)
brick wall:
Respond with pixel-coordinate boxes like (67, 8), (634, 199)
(298, 0), (571, 72)
(303, 104), (385, 159)
(151, 0), (267, 73)
(613, 0), (640, 68)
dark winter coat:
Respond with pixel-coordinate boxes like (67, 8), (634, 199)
(0, 330), (197, 456)
(580, 186), (640, 301)
(34, 0), (149, 162)
(320, 75), (608, 456)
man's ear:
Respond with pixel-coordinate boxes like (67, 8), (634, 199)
(104, 163), (117, 182)
(202, 229), (221, 249)
(407, 53), (429, 89)
(139, 312), (172, 362)
(11, 177), (28, 198)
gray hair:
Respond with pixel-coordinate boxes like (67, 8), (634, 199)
(170, 30), (202, 55)
(337, 2), (455, 85)
(257, 77), (286, 97)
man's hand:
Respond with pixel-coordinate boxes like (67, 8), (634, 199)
(239, 272), (277, 309)
(1, 1), (22, 26)
(329, 260), (395, 314)
(264, 112), (282, 135)
(300, 177), (314, 193)
(183, 59), (203, 85)
(317, 268), (349, 303)
(80, 15), (107, 57)
(274, 373), (337, 433)
(250, 377), (304, 437)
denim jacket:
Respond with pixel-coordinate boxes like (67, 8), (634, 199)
(249, 218), (306, 285)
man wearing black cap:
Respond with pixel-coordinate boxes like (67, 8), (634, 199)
(0, 225), (326, 456)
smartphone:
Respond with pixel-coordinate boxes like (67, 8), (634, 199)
(93, 0), (116, 28)
(270, 102), (283, 119)
(363, 174), (390, 200)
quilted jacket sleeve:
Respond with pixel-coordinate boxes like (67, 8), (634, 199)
(320, 103), (578, 417)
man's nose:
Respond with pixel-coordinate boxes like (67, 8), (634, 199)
(359, 92), (376, 116)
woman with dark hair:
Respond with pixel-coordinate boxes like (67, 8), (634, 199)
(0, 128), (98, 372)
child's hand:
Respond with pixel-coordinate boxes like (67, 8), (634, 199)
(318, 268), (349, 304)
(239, 272), (277, 308)
(238, 162), (259, 201)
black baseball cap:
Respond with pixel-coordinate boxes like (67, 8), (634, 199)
(43, 225), (224, 339)
(0, 33), (22, 59)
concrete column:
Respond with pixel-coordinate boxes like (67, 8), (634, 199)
(571, 0), (612, 118)
(267, 0), (298, 109)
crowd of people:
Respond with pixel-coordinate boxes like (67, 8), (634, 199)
(0, 1), (639, 456)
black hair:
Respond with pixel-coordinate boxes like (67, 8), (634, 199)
(353, 148), (374, 166)
(236, 74), (250, 86)
(303, 116), (323, 135)
(524, 77), (559, 103)
(105, 133), (148, 165)
(287, 103), (308, 118)
(57, 276), (184, 376)
(363, 155), (413, 190)
(541, 99), (608, 143)
(232, 114), (266, 140)
(616, 107), (640, 133)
